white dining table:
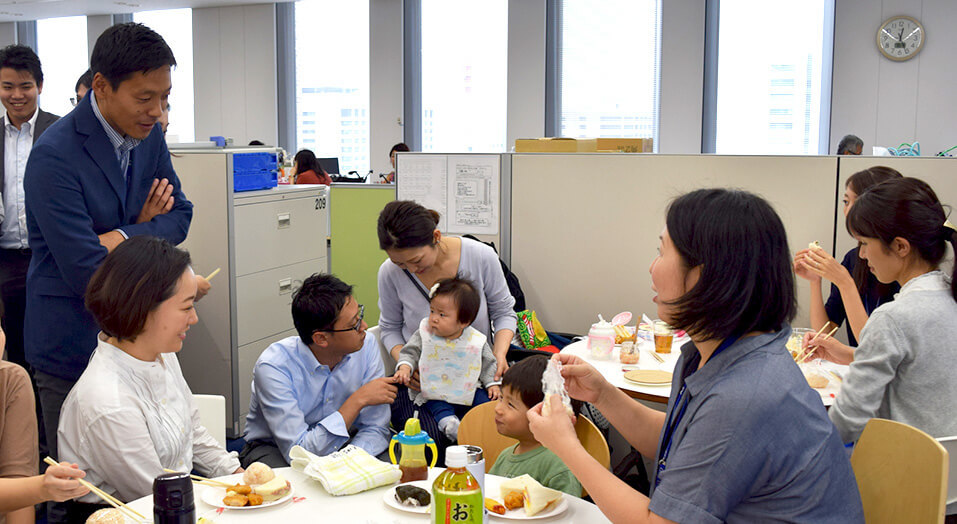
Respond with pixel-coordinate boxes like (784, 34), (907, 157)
(561, 336), (847, 407)
(128, 467), (610, 523)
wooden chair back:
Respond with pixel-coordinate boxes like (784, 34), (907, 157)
(850, 418), (948, 524)
(458, 401), (610, 497)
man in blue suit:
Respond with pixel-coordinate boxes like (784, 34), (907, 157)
(22, 23), (198, 476)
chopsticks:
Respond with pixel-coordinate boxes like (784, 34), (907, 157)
(43, 457), (148, 523)
(162, 468), (234, 488)
(649, 351), (665, 364)
(796, 326), (839, 364)
(204, 267), (221, 281)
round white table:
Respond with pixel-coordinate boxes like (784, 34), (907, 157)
(128, 467), (610, 523)
(561, 337), (847, 407)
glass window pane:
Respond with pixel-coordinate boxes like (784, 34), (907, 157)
(36, 16), (88, 119)
(715, 0), (829, 154)
(295, 0), (370, 174)
(561, 0), (659, 144)
(421, 0), (507, 152)
(134, 8), (195, 142)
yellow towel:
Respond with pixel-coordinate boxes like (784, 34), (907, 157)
(289, 445), (401, 496)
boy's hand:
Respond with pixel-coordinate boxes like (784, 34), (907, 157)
(487, 385), (501, 400)
(394, 365), (411, 386)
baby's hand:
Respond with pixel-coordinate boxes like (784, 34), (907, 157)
(487, 385), (501, 400)
(394, 365), (411, 385)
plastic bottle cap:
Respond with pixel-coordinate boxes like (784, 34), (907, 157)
(445, 446), (467, 468)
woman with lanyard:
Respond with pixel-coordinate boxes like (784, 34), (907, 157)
(824, 177), (957, 444)
(377, 201), (517, 449)
(527, 189), (863, 523)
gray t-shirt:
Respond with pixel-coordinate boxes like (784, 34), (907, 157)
(377, 237), (517, 351)
(830, 270), (957, 442)
(649, 329), (864, 523)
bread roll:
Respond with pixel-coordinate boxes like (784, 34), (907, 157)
(242, 462), (275, 486)
(86, 508), (125, 524)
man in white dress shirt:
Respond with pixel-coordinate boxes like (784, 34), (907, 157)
(0, 45), (58, 371)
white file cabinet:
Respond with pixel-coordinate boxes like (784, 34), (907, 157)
(171, 148), (329, 437)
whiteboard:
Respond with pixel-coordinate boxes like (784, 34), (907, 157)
(395, 153), (501, 236)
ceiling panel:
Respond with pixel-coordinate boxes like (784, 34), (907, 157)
(0, 0), (295, 22)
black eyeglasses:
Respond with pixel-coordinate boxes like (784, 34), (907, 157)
(318, 304), (365, 333)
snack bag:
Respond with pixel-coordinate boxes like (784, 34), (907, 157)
(516, 310), (552, 349)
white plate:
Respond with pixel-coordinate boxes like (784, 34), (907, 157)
(200, 473), (294, 510)
(488, 497), (569, 520)
(485, 477), (569, 521)
(383, 480), (432, 514)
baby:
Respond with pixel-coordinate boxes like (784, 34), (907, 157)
(394, 277), (501, 441)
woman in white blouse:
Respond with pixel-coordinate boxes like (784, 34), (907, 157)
(58, 236), (241, 515)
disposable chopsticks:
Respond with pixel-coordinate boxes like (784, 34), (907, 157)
(43, 457), (148, 522)
(796, 325), (839, 364)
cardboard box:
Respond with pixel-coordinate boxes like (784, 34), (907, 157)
(514, 137), (598, 153)
(596, 138), (654, 153)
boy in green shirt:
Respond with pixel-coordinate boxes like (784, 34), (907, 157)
(489, 355), (582, 496)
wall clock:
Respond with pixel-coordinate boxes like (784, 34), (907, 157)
(877, 16), (924, 61)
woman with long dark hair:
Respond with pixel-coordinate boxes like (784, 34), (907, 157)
(527, 189), (863, 522)
(794, 166), (902, 350)
(827, 177), (957, 443)
(293, 149), (332, 185)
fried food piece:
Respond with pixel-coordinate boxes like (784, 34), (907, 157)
(229, 484), (252, 495)
(223, 494), (248, 507)
(247, 493), (264, 506)
(484, 498), (506, 515)
(503, 490), (524, 510)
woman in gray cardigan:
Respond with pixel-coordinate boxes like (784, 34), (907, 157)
(820, 177), (957, 443)
(377, 201), (517, 445)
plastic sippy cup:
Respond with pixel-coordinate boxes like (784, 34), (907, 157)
(587, 315), (616, 359)
(389, 416), (438, 483)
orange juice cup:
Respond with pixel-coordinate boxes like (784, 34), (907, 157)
(654, 321), (674, 354)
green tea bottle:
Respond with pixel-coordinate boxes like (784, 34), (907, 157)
(432, 446), (484, 524)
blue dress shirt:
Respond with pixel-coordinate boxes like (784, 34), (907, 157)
(243, 332), (391, 461)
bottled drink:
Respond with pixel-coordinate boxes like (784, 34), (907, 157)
(433, 446), (483, 524)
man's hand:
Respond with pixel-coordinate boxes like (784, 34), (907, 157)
(97, 231), (125, 253)
(137, 178), (174, 224)
(353, 376), (399, 408)
(195, 275), (211, 301)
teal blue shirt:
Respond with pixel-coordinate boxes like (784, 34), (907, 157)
(489, 443), (581, 496)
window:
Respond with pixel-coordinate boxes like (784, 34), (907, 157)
(134, 8), (195, 142)
(295, 0), (369, 174)
(36, 16), (88, 119)
(715, 0), (831, 154)
(420, 0), (507, 152)
(560, 0), (659, 145)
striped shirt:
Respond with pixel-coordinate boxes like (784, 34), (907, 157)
(89, 91), (140, 177)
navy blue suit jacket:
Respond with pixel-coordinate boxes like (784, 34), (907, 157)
(23, 94), (193, 380)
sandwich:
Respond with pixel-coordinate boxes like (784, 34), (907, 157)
(499, 474), (564, 516)
(253, 474), (291, 502)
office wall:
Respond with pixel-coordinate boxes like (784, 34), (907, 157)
(193, 3), (278, 146)
(657, 0), (705, 154)
(831, 0), (957, 156)
(510, 154), (840, 335)
(505, 0), (546, 149)
(370, 0), (404, 176)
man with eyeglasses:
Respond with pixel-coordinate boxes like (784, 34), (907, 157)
(241, 273), (398, 467)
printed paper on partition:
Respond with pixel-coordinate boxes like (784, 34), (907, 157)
(396, 155), (449, 232)
(446, 156), (499, 235)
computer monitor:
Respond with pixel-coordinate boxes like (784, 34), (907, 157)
(318, 157), (340, 175)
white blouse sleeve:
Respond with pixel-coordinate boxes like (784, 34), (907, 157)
(81, 408), (168, 502)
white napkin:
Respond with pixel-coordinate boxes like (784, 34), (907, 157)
(289, 445), (401, 496)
